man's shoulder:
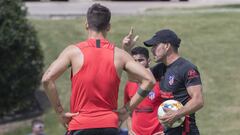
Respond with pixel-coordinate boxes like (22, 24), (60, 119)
(177, 57), (198, 71)
(75, 40), (89, 49)
(63, 45), (82, 54)
(114, 47), (133, 61)
(114, 46), (125, 53)
(168, 57), (199, 78)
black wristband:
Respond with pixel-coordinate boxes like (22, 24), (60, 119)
(137, 87), (150, 97)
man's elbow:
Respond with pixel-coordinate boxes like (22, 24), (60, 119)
(41, 75), (52, 88)
(197, 98), (204, 110)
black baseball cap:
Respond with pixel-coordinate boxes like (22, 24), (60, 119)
(144, 29), (181, 48)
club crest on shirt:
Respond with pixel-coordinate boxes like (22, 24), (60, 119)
(148, 91), (155, 100)
(168, 75), (175, 85)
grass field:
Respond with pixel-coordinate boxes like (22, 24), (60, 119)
(3, 8), (240, 135)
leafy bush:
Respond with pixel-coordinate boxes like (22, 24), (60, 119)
(0, 0), (43, 117)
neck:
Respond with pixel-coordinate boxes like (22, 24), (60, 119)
(164, 53), (180, 66)
(88, 30), (107, 39)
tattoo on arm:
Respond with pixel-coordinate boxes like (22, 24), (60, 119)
(56, 102), (64, 114)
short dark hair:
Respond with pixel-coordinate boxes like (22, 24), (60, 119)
(87, 3), (111, 32)
(31, 119), (44, 128)
(131, 47), (149, 59)
(170, 43), (179, 53)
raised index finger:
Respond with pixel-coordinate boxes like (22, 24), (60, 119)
(127, 26), (133, 37)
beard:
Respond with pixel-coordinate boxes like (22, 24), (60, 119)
(153, 56), (163, 63)
(154, 52), (167, 63)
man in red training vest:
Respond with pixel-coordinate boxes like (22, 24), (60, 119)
(42, 3), (155, 135)
(124, 47), (164, 135)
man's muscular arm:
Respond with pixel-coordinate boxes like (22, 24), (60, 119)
(42, 46), (79, 129)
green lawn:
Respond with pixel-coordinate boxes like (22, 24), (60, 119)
(4, 10), (240, 135)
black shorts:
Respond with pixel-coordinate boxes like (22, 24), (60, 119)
(164, 125), (200, 135)
(65, 128), (119, 135)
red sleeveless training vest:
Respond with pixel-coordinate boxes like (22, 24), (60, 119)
(68, 38), (120, 130)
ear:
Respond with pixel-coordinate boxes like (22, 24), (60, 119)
(85, 19), (89, 30)
(148, 58), (151, 65)
(106, 23), (111, 32)
(165, 43), (171, 50)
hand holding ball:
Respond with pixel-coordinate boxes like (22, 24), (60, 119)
(157, 100), (185, 128)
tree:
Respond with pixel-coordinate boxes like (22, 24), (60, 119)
(0, 0), (44, 117)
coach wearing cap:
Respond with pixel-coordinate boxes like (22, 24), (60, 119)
(143, 29), (204, 135)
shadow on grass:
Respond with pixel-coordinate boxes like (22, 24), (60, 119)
(211, 4), (240, 9)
